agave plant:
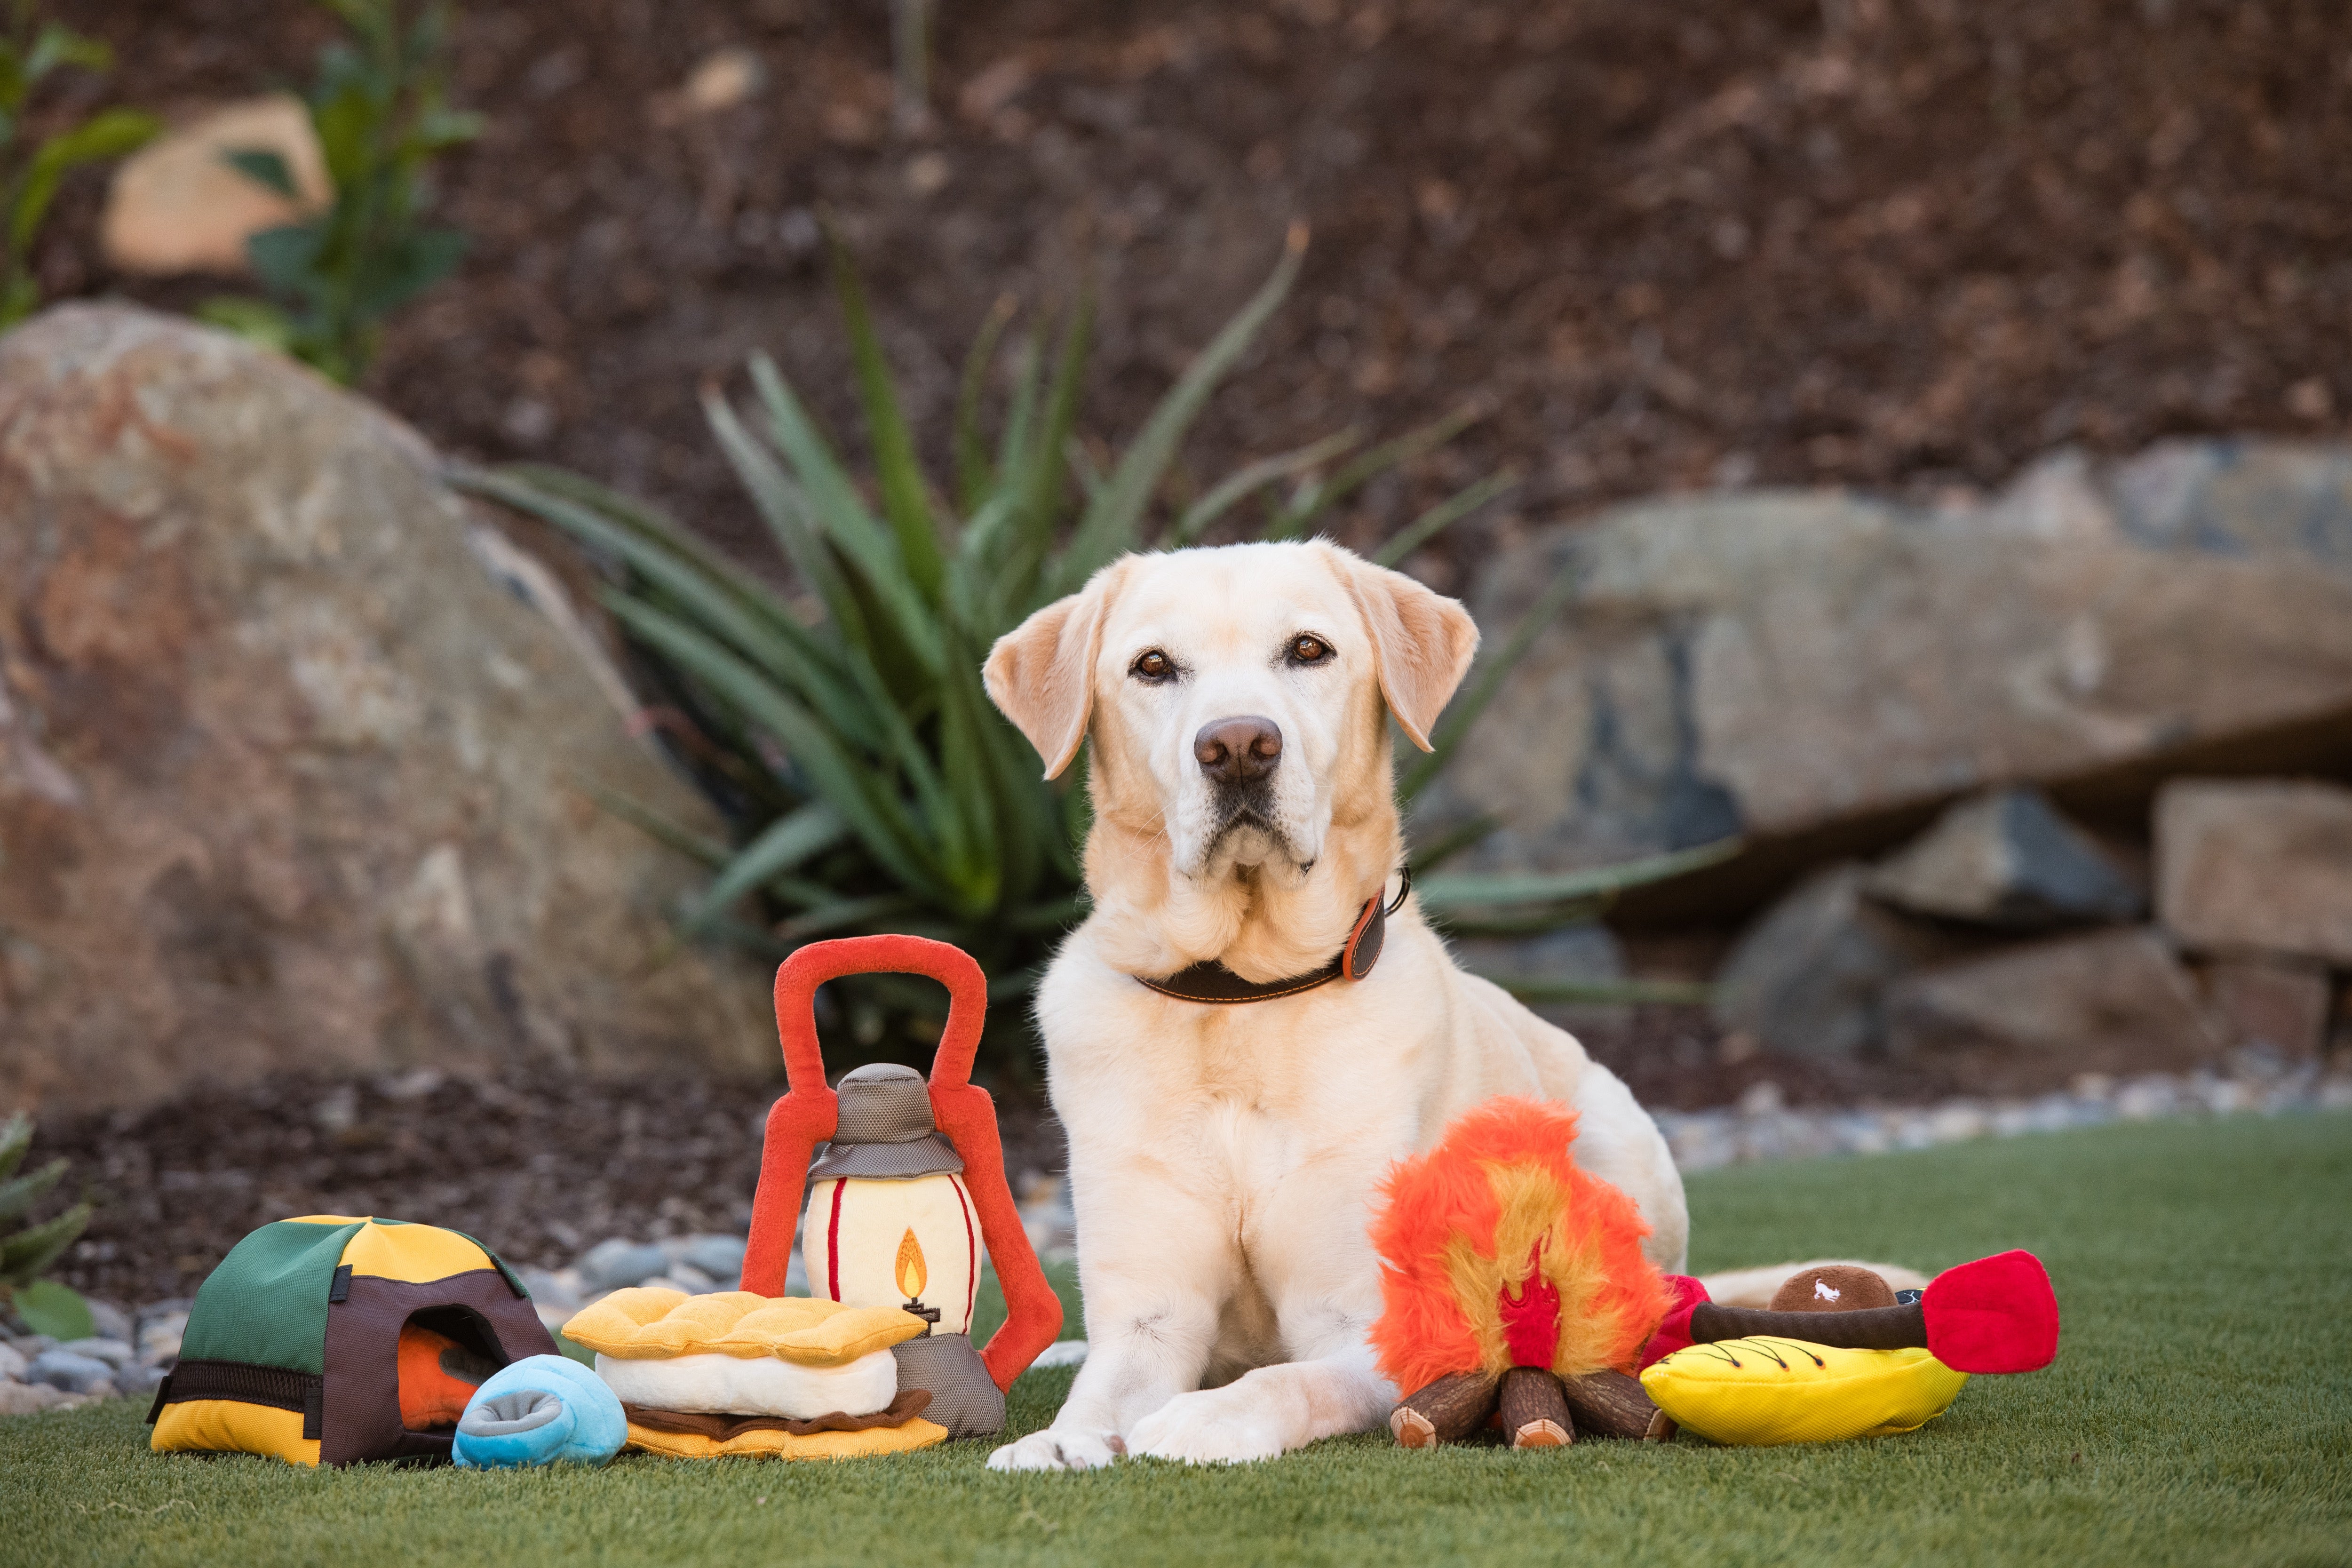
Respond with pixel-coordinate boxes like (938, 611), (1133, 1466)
(459, 228), (1726, 1070)
(0, 1112), (94, 1340)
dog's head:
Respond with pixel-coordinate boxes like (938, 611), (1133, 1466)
(985, 541), (1477, 972)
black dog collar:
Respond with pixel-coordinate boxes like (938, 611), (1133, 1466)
(1136, 871), (1409, 1005)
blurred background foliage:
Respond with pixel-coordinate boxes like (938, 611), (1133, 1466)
(461, 227), (1724, 1078)
(201, 0), (479, 382)
(0, 1114), (94, 1341)
(0, 0), (155, 328)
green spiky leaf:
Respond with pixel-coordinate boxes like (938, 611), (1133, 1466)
(1, 1202), (90, 1289)
(10, 1276), (95, 1341)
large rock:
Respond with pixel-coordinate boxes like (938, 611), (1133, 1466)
(0, 305), (771, 1112)
(2202, 956), (2329, 1060)
(1867, 787), (2142, 929)
(1711, 863), (1974, 1058)
(2156, 779), (2352, 963)
(1884, 928), (2225, 1091)
(1437, 441), (2352, 881)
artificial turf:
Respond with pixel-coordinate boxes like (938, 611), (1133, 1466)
(4, 1112), (2347, 1568)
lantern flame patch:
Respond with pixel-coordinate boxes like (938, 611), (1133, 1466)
(895, 1227), (928, 1300)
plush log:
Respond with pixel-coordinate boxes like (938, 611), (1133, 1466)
(1559, 1368), (1676, 1441)
(1499, 1368), (1573, 1449)
(1389, 1370), (1499, 1449)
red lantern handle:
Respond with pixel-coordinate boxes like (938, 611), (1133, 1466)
(738, 934), (1063, 1393)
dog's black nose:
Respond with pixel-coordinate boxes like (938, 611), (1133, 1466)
(1194, 716), (1283, 785)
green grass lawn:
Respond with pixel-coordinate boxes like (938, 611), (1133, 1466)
(6, 1113), (2348, 1568)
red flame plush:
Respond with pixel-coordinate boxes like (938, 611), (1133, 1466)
(1370, 1098), (1675, 1448)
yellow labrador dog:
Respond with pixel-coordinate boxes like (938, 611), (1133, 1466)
(978, 540), (1688, 1470)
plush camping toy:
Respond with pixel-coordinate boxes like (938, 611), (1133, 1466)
(1370, 1098), (1676, 1448)
(1637, 1253), (2059, 1446)
(738, 935), (1064, 1440)
(451, 1354), (628, 1469)
(561, 1289), (946, 1458)
(149, 1216), (556, 1466)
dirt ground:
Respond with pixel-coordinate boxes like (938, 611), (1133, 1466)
(39, 0), (2352, 588)
(27, 1063), (1065, 1306)
(25, 1006), (2022, 1306)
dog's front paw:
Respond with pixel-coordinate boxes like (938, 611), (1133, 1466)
(1127, 1387), (1288, 1466)
(986, 1426), (1125, 1472)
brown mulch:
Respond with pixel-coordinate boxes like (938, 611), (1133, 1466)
(24, 1011), (1993, 1309)
(39, 0), (2352, 590)
(28, 1065), (1068, 1309)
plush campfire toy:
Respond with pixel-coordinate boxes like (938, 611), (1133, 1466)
(1370, 1098), (1676, 1449)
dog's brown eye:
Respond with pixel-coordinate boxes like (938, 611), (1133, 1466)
(1132, 649), (1175, 682)
(1289, 634), (1333, 665)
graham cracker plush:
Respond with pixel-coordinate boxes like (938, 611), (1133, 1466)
(562, 1289), (925, 1364)
(561, 1287), (946, 1460)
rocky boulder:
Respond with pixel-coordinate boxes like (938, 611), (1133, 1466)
(1883, 928), (2225, 1093)
(1710, 863), (1979, 1059)
(0, 305), (771, 1113)
(2201, 956), (2330, 1060)
(2156, 778), (2352, 965)
(1435, 441), (2352, 884)
(1867, 787), (2142, 929)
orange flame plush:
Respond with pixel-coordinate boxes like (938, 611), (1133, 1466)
(1371, 1098), (1672, 1448)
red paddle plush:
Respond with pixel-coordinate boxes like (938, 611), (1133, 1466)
(1918, 1250), (2060, 1374)
(1644, 1250), (2060, 1375)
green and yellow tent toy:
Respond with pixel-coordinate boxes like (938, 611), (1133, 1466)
(147, 1215), (556, 1466)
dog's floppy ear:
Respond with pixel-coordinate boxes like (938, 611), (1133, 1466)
(1335, 548), (1481, 752)
(984, 567), (1120, 779)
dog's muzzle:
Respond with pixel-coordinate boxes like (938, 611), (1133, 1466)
(1196, 714), (1285, 839)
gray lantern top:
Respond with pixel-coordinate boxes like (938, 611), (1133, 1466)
(805, 1063), (966, 1180)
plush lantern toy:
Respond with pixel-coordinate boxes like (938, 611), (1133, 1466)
(739, 936), (1063, 1440)
(1370, 1098), (1676, 1448)
(802, 1063), (998, 1434)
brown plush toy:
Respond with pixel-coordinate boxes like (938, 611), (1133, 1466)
(1770, 1265), (1900, 1314)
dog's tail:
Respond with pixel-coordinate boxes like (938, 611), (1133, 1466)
(1694, 1258), (1931, 1309)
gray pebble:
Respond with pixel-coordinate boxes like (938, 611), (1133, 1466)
(57, 1337), (135, 1370)
(114, 1362), (167, 1398)
(137, 1311), (188, 1369)
(674, 1234), (747, 1279)
(577, 1238), (670, 1291)
(0, 1381), (72, 1415)
(29, 1349), (116, 1395)
(664, 1261), (716, 1292)
(516, 1268), (581, 1314)
(85, 1300), (133, 1343)
(0, 1342), (25, 1381)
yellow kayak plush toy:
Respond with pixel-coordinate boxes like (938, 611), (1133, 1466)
(1637, 1254), (2058, 1446)
(1641, 1337), (1970, 1446)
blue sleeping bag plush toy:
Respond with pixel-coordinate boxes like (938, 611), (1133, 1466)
(452, 1354), (626, 1469)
